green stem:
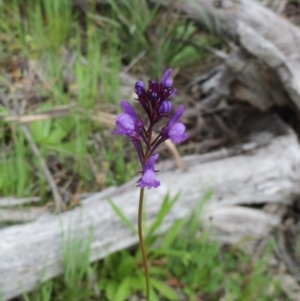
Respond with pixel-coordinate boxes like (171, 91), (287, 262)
(138, 187), (150, 301)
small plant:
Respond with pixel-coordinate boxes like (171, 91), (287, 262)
(104, 193), (182, 301)
(113, 69), (187, 300)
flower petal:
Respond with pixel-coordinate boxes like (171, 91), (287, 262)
(139, 170), (160, 189)
(168, 122), (187, 143)
(166, 78), (173, 87)
(120, 101), (138, 122)
(114, 113), (135, 136)
(145, 154), (159, 170)
(161, 69), (172, 85)
(167, 105), (184, 130)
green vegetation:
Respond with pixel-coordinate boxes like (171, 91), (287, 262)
(0, 0), (219, 200)
(21, 196), (285, 301)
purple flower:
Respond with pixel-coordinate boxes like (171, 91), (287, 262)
(160, 105), (187, 144)
(168, 123), (187, 143)
(114, 101), (143, 139)
(138, 154), (160, 189)
(114, 69), (187, 190)
(115, 114), (135, 135)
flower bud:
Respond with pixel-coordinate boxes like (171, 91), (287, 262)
(149, 79), (157, 88)
(135, 81), (144, 96)
(151, 92), (158, 102)
(158, 101), (172, 114)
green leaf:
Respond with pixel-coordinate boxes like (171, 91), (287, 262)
(116, 254), (135, 278)
(115, 277), (131, 301)
(45, 142), (77, 155)
(30, 118), (52, 144)
(150, 278), (179, 301)
(146, 192), (180, 238)
(162, 219), (185, 249)
(149, 266), (166, 277)
(183, 287), (195, 300)
(98, 277), (110, 290)
(29, 103), (54, 144)
(105, 280), (118, 301)
(108, 198), (137, 234)
(128, 274), (144, 291)
(150, 249), (189, 259)
(46, 123), (69, 144)
(150, 286), (160, 301)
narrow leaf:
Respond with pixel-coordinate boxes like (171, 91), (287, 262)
(151, 278), (179, 301)
(108, 198), (137, 234)
(115, 277), (131, 301)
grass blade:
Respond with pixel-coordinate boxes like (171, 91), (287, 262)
(108, 197), (137, 234)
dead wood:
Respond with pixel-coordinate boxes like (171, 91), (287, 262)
(0, 197), (40, 207)
(153, 0), (300, 119)
(0, 117), (299, 299)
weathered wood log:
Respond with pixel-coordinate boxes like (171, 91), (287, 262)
(154, 0), (300, 116)
(0, 120), (299, 300)
(202, 205), (281, 251)
(78, 0), (300, 115)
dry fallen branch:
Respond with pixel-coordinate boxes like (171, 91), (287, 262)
(0, 125), (299, 300)
(0, 206), (48, 224)
(0, 197), (41, 207)
(202, 206), (280, 252)
(1, 104), (75, 124)
(154, 0), (300, 116)
(276, 226), (300, 283)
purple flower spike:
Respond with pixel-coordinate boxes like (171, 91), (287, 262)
(135, 81), (145, 96)
(114, 69), (187, 189)
(138, 154), (160, 189)
(160, 105), (187, 144)
(158, 101), (172, 115)
(161, 69), (172, 85)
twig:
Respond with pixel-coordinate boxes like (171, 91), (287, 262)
(174, 38), (228, 59)
(20, 124), (66, 213)
(276, 227), (300, 283)
(0, 206), (48, 223)
(164, 139), (184, 170)
(151, 131), (184, 170)
(0, 197), (41, 207)
(1, 104), (75, 124)
(0, 90), (66, 213)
